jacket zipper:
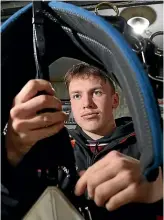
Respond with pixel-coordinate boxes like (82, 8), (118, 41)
(75, 135), (134, 168)
(91, 140), (120, 165)
(71, 126), (135, 169)
(91, 133), (136, 165)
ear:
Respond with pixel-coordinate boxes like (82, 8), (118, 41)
(112, 92), (119, 109)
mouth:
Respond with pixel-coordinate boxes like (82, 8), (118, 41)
(81, 112), (100, 118)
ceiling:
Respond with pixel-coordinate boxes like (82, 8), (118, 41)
(96, 2), (163, 48)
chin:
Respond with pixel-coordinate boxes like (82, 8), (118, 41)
(80, 122), (102, 133)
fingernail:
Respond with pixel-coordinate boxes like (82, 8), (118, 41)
(74, 185), (79, 196)
(51, 86), (56, 94)
(55, 102), (62, 111)
(63, 110), (70, 115)
(74, 188), (78, 196)
(63, 112), (69, 120)
(85, 190), (92, 200)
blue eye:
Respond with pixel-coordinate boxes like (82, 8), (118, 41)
(72, 94), (81, 100)
(94, 90), (102, 96)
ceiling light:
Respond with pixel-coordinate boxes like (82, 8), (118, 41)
(120, 6), (156, 35)
(127, 17), (150, 34)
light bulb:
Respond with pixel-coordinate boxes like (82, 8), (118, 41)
(127, 17), (150, 35)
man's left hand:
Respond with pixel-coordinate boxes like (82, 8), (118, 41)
(75, 151), (163, 211)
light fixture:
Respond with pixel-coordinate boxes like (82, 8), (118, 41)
(127, 17), (150, 34)
(120, 6), (156, 35)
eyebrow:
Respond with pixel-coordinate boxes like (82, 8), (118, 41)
(70, 86), (103, 94)
(70, 90), (82, 95)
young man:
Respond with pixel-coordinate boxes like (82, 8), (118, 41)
(3, 63), (163, 219)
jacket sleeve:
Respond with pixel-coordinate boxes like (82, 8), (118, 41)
(1, 134), (41, 219)
(1, 128), (78, 219)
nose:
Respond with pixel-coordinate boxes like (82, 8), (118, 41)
(82, 94), (95, 109)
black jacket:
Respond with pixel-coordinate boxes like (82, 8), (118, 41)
(1, 117), (162, 220)
(69, 117), (139, 174)
(68, 117), (162, 220)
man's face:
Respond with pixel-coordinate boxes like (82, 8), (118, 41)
(69, 75), (119, 134)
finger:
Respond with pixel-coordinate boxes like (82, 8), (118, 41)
(87, 164), (118, 199)
(30, 111), (68, 129)
(75, 151), (127, 196)
(74, 151), (122, 196)
(93, 172), (130, 207)
(87, 151), (123, 174)
(12, 111), (68, 132)
(75, 170), (88, 196)
(29, 121), (65, 142)
(14, 79), (55, 104)
(105, 183), (138, 211)
(11, 95), (62, 119)
(11, 121), (65, 155)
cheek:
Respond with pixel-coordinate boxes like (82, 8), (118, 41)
(97, 98), (113, 115)
(71, 102), (81, 119)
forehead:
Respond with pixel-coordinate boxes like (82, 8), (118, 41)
(69, 75), (107, 91)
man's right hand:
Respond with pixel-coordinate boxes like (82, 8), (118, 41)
(6, 79), (68, 166)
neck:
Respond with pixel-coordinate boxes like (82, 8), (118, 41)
(82, 119), (116, 140)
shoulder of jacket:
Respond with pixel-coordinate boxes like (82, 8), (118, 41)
(119, 132), (136, 144)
